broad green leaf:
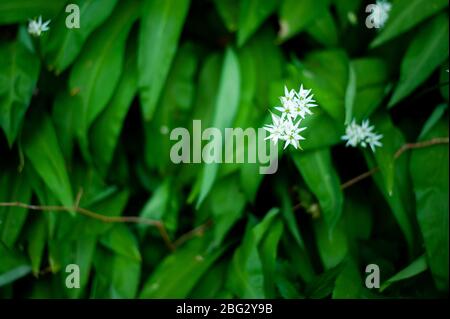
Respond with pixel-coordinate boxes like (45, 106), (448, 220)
(278, 0), (327, 41)
(139, 179), (180, 233)
(305, 263), (345, 298)
(0, 39), (40, 146)
(227, 209), (279, 298)
(83, 188), (130, 235)
(0, 169), (32, 247)
(333, 0), (361, 28)
(410, 115), (449, 291)
(190, 261), (228, 298)
(52, 90), (82, 161)
(238, 0), (278, 46)
(344, 62), (356, 125)
(100, 224), (141, 262)
(371, 0), (449, 48)
(69, 0), (139, 157)
(23, 112), (73, 208)
(26, 215), (46, 276)
(352, 58), (389, 121)
(314, 218), (348, 270)
(213, 0), (239, 31)
(140, 236), (227, 298)
(259, 218), (283, 298)
(144, 42), (199, 173)
(292, 148), (343, 230)
(296, 49), (349, 122)
(306, 10), (339, 47)
(92, 247), (141, 299)
(138, 0), (191, 120)
(380, 255), (428, 292)
(439, 62), (449, 101)
(90, 40), (138, 175)
(0, 243), (31, 287)
(389, 13), (449, 107)
(210, 174), (246, 248)
(196, 47), (240, 208)
(43, 0), (118, 73)
(365, 112), (416, 254)
(0, 0), (65, 25)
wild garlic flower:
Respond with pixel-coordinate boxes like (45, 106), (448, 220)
(341, 119), (383, 152)
(28, 16), (51, 37)
(264, 85), (315, 150)
(374, 0), (391, 29)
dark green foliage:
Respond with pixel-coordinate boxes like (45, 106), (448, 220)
(0, 0), (448, 299)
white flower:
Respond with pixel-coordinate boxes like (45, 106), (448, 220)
(281, 117), (306, 150)
(28, 16), (51, 37)
(293, 84), (317, 119)
(264, 113), (287, 145)
(265, 84), (316, 150)
(341, 119), (383, 152)
(275, 86), (297, 119)
(374, 0), (391, 28)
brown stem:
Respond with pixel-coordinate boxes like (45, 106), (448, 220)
(293, 137), (449, 211)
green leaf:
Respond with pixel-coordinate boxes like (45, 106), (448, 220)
(213, 0), (239, 32)
(140, 236), (227, 298)
(292, 148), (343, 230)
(371, 0), (449, 48)
(305, 9), (339, 47)
(69, 0), (139, 157)
(23, 112), (73, 208)
(196, 47), (241, 208)
(344, 62), (356, 125)
(259, 218), (284, 298)
(0, 170), (32, 247)
(352, 58), (389, 121)
(305, 263), (345, 298)
(210, 174), (246, 248)
(227, 209), (279, 298)
(42, 0), (118, 73)
(365, 112), (417, 254)
(0, 243), (31, 287)
(140, 179), (180, 233)
(237, 0), (278, 46)
(26, 215), (46, 276)
(296, 49), (349, 122)
(278, 0), (327, 41)
(92, 247), (141, 299)
(410, 114), (449, 291)
(138, 0), (191, 120)
(380, 255), (428, 292)
(100, 224), (141, 262)
(0, 39), (40, 146)
(389, 13), (449, 107)
(314, 217), (348, 270)
(0, 0), (66, 25)
(90, 40), (138, 175)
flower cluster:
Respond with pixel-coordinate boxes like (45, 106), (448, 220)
(264, 85), (317, 150)
(341, 119), (383, 152)
(374, 0), (392, 29)
(28, 16), (51, 37)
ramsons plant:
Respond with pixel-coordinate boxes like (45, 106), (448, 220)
(0, 0), (448, 300)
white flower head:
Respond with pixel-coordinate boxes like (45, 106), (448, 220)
(281, 117), (306, 150)
(374, 0), (391, 29)
(265, 84), (316, 150)
(264, 112), (287, 145)
(28, 16), (51, 37)
(341, 118), (383, 152)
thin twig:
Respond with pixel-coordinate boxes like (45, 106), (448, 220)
(0, 201), (175, 251)
(172, 220), (213, 248)
(293, 137), (449, 211)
